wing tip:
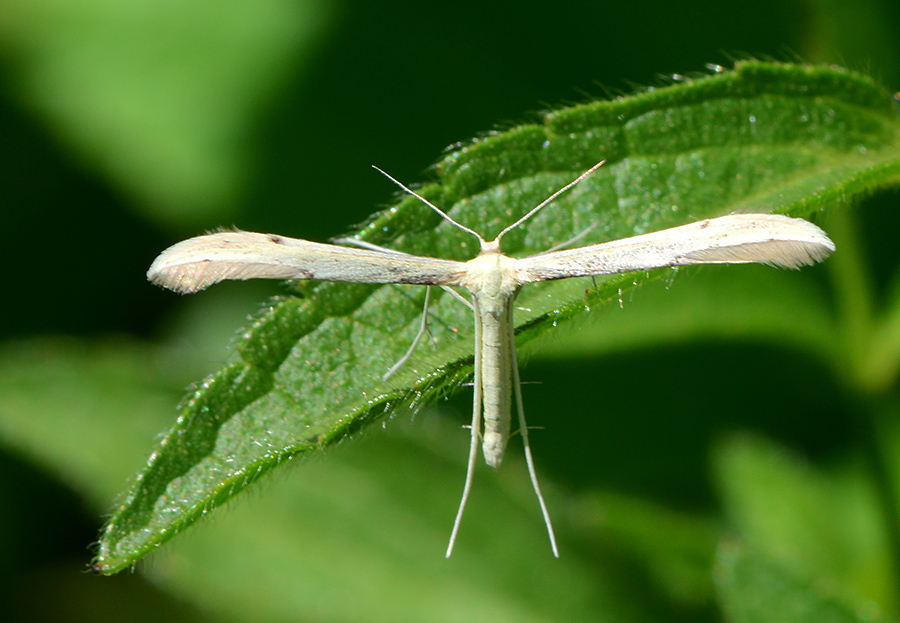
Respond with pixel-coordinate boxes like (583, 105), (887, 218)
(147, 261), (219, 294)
(686, 213), (835, 269)
(147, 236), (229, 294)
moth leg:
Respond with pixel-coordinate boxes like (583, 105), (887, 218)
(509, 306), (559, 557)
(533, 221), (600, 256)
(332, 237), (412, 256)
(383, 287), (433, 381)
(446, 300), (483, 557)
(440, 285), (473, 310)
(383, 284), (474, 381)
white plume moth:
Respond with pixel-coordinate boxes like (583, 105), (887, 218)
(148, 162), (835, 557)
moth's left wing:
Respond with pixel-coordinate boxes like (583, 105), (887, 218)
(515, 214), (834, 284)
(149, 231), (468, 294)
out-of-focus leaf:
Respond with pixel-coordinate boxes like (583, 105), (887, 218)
(0, 337), (192, 504)
(715, 541), (889, 623)
(713, 433), (896, 615)
(802, 0), (900, 87)
(572, 491), (722, 605)
(0, 0), (338, 224)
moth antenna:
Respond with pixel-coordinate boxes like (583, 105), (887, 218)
(496, 160), (606, 242)
(373, 166), (485, 243)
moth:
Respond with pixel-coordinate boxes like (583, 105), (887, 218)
(148, 163), (835, 556)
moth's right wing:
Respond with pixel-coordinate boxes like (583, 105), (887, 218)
(148, 231), (468, 294)
(515, 214), (834, 284)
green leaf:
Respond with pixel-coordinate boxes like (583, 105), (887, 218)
(713, 433), (897, 614)
(95, 61), (900, 573)
(572, 491), (722, 605)
(0, 337), (197, 506)
(715, 541), (889, 623)
(0, 0), (338, 225)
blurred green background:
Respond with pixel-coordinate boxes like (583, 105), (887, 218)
(2, 0), (900, 621)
